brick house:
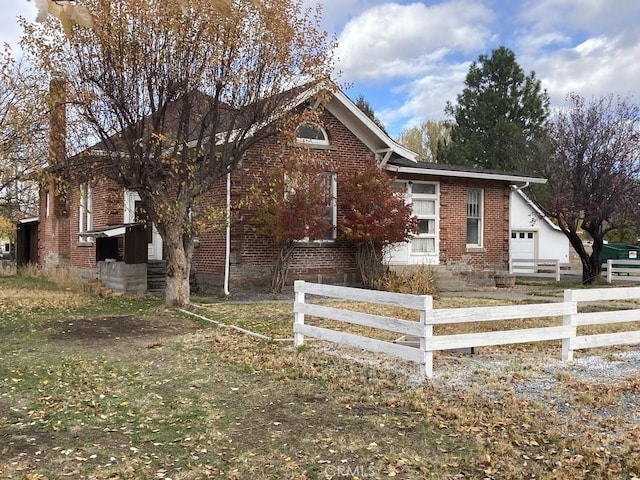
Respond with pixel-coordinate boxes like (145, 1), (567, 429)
(35, 84), (547, 293)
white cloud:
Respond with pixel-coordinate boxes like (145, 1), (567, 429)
(336, 0), (494, 81)
(519, 0), (640, 37)
(379, 62), (470, 133)
(535, 34), (640, 108)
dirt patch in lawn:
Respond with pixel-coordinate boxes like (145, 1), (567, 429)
(46, 315), (202, 345)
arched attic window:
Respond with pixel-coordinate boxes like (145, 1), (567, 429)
(296, 122), (329, 146)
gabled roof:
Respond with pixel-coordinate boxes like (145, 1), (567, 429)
(77, 79), (547, 186)
(511, 185), (561, 231)
(385, 157), (547, 185)
(323, 88), (417, 164)
(293, 82), (547, 185)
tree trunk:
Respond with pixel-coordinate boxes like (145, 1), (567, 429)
(563, 227), (604, 285)
(583, 233), (604, 284)
(355, 241), (386, 288)
(271, 241), (296, 294)
(161, 223), (191, 307)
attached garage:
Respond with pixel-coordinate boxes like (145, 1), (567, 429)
(510, 231), (536, 259)
(509, 187), (569, 266)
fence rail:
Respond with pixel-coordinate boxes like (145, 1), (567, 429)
(293, 280), (433, 377)
(509, 258), (562, 281)
(511, 258), (640, 283)
(293, 281), (640, 380)
(605, 259), (640, 283)
(563, 286), (640, 360)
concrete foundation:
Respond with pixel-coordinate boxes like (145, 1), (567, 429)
(98, 261), (147, 294)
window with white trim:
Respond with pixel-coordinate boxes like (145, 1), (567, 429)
(410, 182), (437, 254)
(323, 172), (337, 240)
(296, 122), (329, 146)
(289, 171), (337, 242)
(78, 183), (93, 243)
(466, 188), (483, 247)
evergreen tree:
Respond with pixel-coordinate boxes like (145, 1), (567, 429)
(444, 46), (550, 173)
(355, 95), (387, 134)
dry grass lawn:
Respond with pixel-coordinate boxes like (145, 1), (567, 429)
(1, 275), (639, 479)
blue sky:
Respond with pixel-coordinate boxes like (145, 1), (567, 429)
(3, 0), (640, 137)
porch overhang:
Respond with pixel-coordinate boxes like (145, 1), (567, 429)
(83, 223), (141, 238)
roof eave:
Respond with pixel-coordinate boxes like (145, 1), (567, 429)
(384, 164), (548, 184)
(327, 88), (418, 163)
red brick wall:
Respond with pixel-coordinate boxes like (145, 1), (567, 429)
(38, 180), (71, 267)
(193, 109), (371, 291)
(394, 173), (510, 273)
(39, 177), (125, 274)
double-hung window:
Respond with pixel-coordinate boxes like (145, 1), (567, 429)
(78, 183), (93, 243)
(410, 182), (437, 254)
(288, 171), (337, 242)
(323, 172), (337, 240)
(466, 188), (483, 247)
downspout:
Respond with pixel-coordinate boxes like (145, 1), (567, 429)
(223, 172), (231, 295)
(508, 182), (530, 273)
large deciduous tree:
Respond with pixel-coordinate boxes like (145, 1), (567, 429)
(339, 163), (417, 287)
(443, 46), (550, 173)
(20, 0), (335, 306)
(533, 93), (640, 284)
(0, 48), (46, 228)
(396, 119), (451, 162)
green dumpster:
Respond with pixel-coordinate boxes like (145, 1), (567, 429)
(602, 243), (640, 275)
(602, 243), (640, 261)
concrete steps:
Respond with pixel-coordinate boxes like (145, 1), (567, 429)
(432, 265), (469, 292)
(85, 277), (121, 297)
(147, 260), (167, 294)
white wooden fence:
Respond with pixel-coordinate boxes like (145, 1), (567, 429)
(605, 259), (640, 283)
(562, 286), (640, 361)
(509, 258), (562, 281)
(293, 281), (640, 380)
(293, 280), (434, 379)
(511, 258), (640, 283)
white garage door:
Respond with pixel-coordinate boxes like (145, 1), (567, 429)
(510, 231), (536, 263)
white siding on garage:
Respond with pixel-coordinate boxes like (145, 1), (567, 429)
(509, 188), (569, 263)
(511, 231), (536, 259)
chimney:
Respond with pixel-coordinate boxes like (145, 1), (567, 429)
(49, 76), (67, 167)
(48, 76), (68, 217)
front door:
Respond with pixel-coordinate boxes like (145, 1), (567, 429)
(124, 191), (163, 261)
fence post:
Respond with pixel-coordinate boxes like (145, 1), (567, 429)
(294, 280), (305, 347)
(419, 295), (434, 380)
(606, 259), (612, 283)
(562, 289), (577, 362)
(555, 260), (560, 282)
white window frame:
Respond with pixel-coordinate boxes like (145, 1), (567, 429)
(323, 172), (337, 241)
(296, 122), (329, 146)
(78, 183), (93, 243)
(409, 182), (438, 255)
(291, 172), (337, 243)
(466, 188), (483, 248)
